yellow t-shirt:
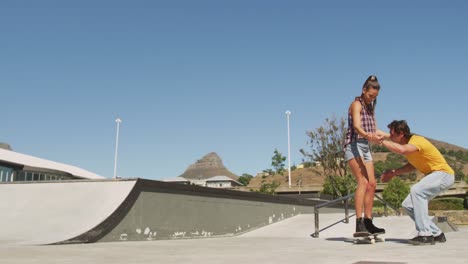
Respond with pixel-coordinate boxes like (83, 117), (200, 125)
(405, 135), (454, 175)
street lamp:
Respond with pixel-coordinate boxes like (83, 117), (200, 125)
(285, 110), (291, 188)
(113, 118), (122, 179)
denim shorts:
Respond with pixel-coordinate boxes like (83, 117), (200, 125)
(344, 139), (372, 162)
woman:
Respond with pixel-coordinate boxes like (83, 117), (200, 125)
(344, 75), (385, 235)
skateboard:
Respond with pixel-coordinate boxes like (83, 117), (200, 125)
(352, 232), (385, 244)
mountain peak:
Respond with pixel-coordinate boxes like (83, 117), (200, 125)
(179, 152), (238, 180)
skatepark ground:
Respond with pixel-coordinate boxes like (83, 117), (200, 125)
(1, 213), (466, 264)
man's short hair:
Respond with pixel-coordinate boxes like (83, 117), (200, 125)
(387, 120), (411, 138)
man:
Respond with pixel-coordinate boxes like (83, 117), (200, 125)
(374, 120), (455, 245)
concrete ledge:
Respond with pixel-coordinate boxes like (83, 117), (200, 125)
(430, 210), (468, 226)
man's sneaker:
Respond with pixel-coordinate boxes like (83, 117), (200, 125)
(364, 218), (386, 234)
(409, 235), (435, 245)
(434, 233), (447, 243)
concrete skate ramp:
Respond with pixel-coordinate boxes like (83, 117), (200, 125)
(0, 180), (137, 245)
(97, 179), (316, 242)
(0, 179), (318, 245)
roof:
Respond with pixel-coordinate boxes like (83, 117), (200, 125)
(0, 148), (105, 180)
(164, 177), (190, 183)
(205, 176), (242, 185)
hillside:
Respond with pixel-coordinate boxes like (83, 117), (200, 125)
(247, 138), (468, 189)
(426, 137), (468, 153)
(248, 167), (327, 188)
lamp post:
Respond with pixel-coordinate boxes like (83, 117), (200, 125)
(285, 110), (291, 188)
(113, 118), (122, 179)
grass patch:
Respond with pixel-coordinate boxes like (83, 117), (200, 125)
(429, 198), (464, 210)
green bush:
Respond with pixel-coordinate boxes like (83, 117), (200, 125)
(382, 178), (410, 209)
(238, 173), (253, 186)
(429, 198), (464, 210)
(321, 174), (357, 198)
(258, 181), (280, 195)
(373, 200), (384, 207)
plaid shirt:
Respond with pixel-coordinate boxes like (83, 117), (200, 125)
(344, 97), (376, 147)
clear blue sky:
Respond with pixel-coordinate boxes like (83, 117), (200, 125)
(1, 1), (467, 180)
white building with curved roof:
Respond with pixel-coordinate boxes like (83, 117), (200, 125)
(0, 146), (105, 182)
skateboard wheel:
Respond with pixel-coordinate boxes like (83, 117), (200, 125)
(370, 239), (375, 244)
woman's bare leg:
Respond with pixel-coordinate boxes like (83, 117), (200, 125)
(363, 161), (376, 218)
(348, 157), (369, 219)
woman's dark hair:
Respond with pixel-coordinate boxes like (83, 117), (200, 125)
(360, 75), (380, 113)
(362, 75), (380, 91)
(387, 120), (412, 139)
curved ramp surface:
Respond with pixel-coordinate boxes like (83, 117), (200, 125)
(0, 179), (317, 245)
(0, 180), (136, 245)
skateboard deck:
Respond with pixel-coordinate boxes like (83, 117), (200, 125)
(352, 232), (385, 244)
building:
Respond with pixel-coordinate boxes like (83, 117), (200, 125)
(204, 175), (242, 188)
(0, 144), (105, 182)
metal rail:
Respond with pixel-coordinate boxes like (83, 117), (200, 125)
(373, 193), (401, 217)
(311, 193), (401, 238)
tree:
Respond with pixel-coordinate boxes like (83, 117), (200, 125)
(271, 149), (286, 175)
(301, 115), (351, 197)
(382, 178), (410, 209)
(322, 174), (357, 198)
(300, 115), (348, 177)
(238, 173), (253, 186)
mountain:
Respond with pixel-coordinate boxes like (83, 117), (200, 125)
(426, 137), (468, 152)
(178, 152), (239, 180)
(0, 143), (12, 150)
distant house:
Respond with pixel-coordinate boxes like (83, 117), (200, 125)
(164, 177), (190, 185)
(205, 176), (242, 188)
(165, 175), (242, 188)
(256, 171), (270, 177)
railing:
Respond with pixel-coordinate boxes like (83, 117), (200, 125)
(310, 193), (400, 238)
(374, 193), (401, 217)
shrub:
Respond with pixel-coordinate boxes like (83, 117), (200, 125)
(429, 198), (464, 210)
(373, 200), (384, 207)
(238, 173), (253, 186)
(321, 174), (357, 198)
(258, 181), (280, 195)
(382, 178), (410, 209)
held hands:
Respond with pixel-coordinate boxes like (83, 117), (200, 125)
(366, 133), (384, 144)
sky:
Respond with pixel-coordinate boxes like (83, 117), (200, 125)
(1, 1), (467, 180)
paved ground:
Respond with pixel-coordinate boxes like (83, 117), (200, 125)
(0, 213), (466, 264)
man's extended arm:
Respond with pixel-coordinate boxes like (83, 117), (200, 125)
(380, 163), (416, 182)
(380, 139), (418, 155)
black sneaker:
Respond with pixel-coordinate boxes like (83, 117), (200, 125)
(355, 218), (369, 233)
(409, 235), (435, 245)
(434, 233), (446, 243)
(364, 218), (385, 234)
